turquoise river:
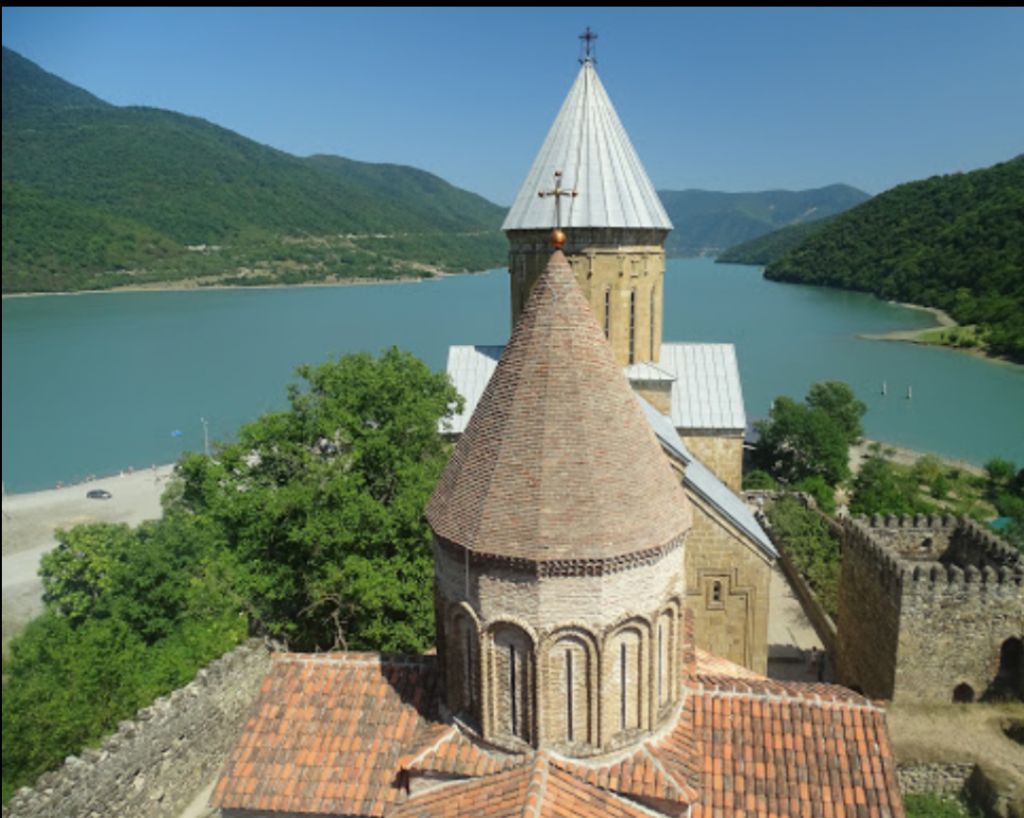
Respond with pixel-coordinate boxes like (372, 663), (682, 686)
(3, 259), (1023, 493)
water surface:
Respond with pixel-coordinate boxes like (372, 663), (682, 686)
(4, 260), (1022, 493)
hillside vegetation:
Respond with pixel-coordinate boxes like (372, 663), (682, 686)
(716, 217), (836, 265)
(764, 157), (1024, 362)
(658, 184), (869, 257)
(1, 47), (506, 293)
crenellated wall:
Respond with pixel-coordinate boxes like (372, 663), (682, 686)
(838, 516), (1024, 703)
(3, 640), (271, 818)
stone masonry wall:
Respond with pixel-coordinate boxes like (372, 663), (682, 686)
(507, 228), (668, 367)
(434, 536), (687, 755)
(839, 515), (1024, 703)
(837, 519), (903, 698)
(4, 640), (271, 818)
(681, 433), (744, 494)
(684, 496), (771, 674)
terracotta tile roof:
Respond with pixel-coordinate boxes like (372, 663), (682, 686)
(426, 250), (691, 561)
(391, 753), (670, 818)
(211, 653), (439, 816)
(553, 745), (697, 811)
(655, 685), (905, 818)
(214, 646), (905, 818)
(694, 647), (768, 679)
(402, 725), (523, 779)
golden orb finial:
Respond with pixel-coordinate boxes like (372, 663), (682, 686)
(551, 228), (566, 249)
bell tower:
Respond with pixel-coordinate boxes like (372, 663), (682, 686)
(502, 32), (672, 367)
(426, 242), (691, 757)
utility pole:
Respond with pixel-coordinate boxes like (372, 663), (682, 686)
(201, 417), (210, 456)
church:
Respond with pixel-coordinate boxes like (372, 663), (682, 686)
(444, 40), (774, 673)
(211, 42), (905, 818)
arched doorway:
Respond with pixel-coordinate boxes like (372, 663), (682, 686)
(952, 682), (975, 703)
(994, 637), (1023, 701)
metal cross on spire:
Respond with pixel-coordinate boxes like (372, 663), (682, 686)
(579, 26), (598, 63)
(537, 170), (578, 231)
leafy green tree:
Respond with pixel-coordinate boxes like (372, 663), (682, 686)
(170, 347), (462, 652)
(765, 496), (841, 618)
(793, 475), (837, 515)
(985, 457), (1017, 487)
(40, 523), (136, 625)
(742, 469), (777, 490)
(805, 381), (866, 447)
(849, 455), (932, 516)
(753, 394), (851, 487)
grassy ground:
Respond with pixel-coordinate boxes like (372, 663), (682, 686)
(890, 700), (1024, 818)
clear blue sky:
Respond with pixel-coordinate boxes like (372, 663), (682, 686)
(4, 7), (1023, 206)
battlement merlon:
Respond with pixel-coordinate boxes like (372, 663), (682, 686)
(845, 515), (1024, 597)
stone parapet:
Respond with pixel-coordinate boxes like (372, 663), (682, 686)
(3, 640), (271, 818)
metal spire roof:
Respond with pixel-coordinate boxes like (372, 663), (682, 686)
(502, 59), (672, 232)
(426, 249), (690, 561)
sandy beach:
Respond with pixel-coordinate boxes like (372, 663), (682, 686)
(2, 465), (174, 649)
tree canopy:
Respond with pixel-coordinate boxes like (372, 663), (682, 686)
(764, 156), (1024, 362)
(752, 381), (865, 489)
(3, 348), (462, 802)
(169, 347), (462, 652)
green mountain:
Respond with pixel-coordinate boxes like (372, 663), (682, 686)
(657, 184), (870, 257)
(765, 157), (1024, 362)
(1, 47), (506, 293)
(716, 217), (838, 265)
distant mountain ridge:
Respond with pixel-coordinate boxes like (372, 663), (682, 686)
(1, 47), (507, 293)
(657, 184), (870, 257)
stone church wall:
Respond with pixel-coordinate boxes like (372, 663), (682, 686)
(507, 228), (668, 367)
(3, 640), (271, 818)
(838, 516), (1023, 703)
(434, 537), (687, 755)
(680, 432), (744, 494)
(684, 497), (771, 674)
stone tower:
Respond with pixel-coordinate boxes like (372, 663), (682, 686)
(502, 56), (672, 368)
(426, 246), (691, 757)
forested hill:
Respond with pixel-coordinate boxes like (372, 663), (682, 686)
(716, 217), (836, 265)
(1, 47), (507, 293)
(657, 184), (869, 257)
(765, 156), (1024, 362)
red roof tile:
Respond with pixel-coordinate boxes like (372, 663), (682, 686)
(214, 647), (905, 818)
(211, 653), (439, 816)
(426, 249), (691, 561)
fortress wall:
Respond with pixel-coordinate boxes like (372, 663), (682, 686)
(3, 640), (271, 818)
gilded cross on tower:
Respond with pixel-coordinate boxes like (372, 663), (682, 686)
(537, 170), (578, 232)
(579, 26), (598, 63)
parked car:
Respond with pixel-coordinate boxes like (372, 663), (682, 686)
(86, 488), (112, 500)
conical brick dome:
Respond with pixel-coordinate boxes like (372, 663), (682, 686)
(427, 249), (690, 561)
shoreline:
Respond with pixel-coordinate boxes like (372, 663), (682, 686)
(1, 267), (500, 300)
(849, 439), (984, 477)
(857, 302), (1017, 365)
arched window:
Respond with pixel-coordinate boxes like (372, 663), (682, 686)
(656, 610), (674, 707)
(603, 288), (611, 339)
(649, 285), (656, 360)
(628, 289), (637, 364)
(548, 635), (591, 746)
(492, 624), (533, 743)
(449, 613), (479, 721)
(610, 628), (643, 734)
